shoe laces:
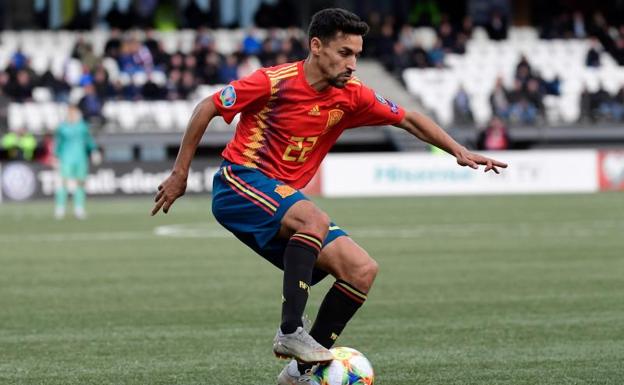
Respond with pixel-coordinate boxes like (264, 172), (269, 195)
(298, 365), (318, 383)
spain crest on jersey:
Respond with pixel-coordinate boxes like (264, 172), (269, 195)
(326, 109), (344, 129)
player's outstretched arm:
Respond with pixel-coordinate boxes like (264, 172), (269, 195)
(151, 98), (220, 215)
(394, 110), (508, 174)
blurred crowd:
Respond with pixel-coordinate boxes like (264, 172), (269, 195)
(541, 10), (624, 66)
(0, 27), (307, 119)
(1, 3), (623, 151)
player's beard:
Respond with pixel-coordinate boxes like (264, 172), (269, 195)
(328, 71), (352, 88)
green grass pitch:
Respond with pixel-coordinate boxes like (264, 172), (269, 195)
(1, 193), (623, 384)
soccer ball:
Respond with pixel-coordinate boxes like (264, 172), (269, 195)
(310, 347), (374, 385)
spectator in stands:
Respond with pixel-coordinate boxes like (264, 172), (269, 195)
(165, 69), (182, 100)
(150, 40), (171, 71)
(398, 24), (415, 51)
(0, 87), (9, 131)
(38, 66), (71, 103)
(579, 85), (593, 122)
(477, 117), (510, 151)
(78, 84), (104, 125)
(437, 17), (455, 51)
(490, 77), (511, 119)
(509, 79), (538, 125)
(36, 131), (56, 167)
(585, 38), (602, 67)
(0, 71), (9, 95)
(92, 65), (117, 100)
(242, 28), (263, 56)
(486, 10), (508, 41)
(453, 32), (468, 54)
(54, 104), (98, 220)
(198, 52), (221, 84)
(411, 41), (430, 69)
(388, 41), (410, 77)
(526, 78), (545, 118)
(541, 74), (561, 96)
(78, 64), (94, 87)
(572, 11), (587, 39)
(104, 28), (122, 60)
(218, 55), (239, 84)
(286, 27), (306, 59)
(10, 48), (27, 71)
(5, 70), (34, 103)
(515, 54), (533, 87)
(118, 37), (153, 74)
(259, 39), (278, 67)
(141, 72), (165, 100)
(363, 12), (382, 57)
(613, 36), (624, 65)
(168, 52), (184, 73)
(453, 85), (474, 126)
(593, 84), (616, 121)
(1, 127), (37, 161)
(143, 29), (160, 56)
(377, 22), (396, 71)
(428, 39), (445, 68)
(72, 37), (98, 70)
(177, 71), (197, 99)
(612, 85), (624, 122)
(461, 15), (474, 38)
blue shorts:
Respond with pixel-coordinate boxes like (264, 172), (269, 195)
(212, 161), (347, 285)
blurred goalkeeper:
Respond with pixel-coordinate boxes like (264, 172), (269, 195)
(152, 8), (507, 384)
(54, 104), (99, 219)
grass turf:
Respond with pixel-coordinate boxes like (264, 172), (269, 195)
(0, 193), (623, 384)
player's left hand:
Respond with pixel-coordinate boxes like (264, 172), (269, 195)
(455, 148), (508, 174)
(151, 171), (187, 215)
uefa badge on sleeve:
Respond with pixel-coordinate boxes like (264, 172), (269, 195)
(374, 92), (388, 105)
(219, 85), (237, 108)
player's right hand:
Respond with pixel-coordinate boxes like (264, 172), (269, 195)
(151, 171), (187, 216)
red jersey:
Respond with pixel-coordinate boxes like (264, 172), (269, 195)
(212, 60), (406, 189)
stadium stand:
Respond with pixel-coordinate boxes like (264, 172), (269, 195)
(2, 6), (624, 162)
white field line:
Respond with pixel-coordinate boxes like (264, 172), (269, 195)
(1, 219), (622, 243)
(0, 232), (155, 243)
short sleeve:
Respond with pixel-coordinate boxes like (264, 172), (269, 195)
(212, 70), (271, 124)
(347, 85), (406, 128)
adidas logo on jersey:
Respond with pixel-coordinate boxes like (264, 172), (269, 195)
(308, 105), (320, 116)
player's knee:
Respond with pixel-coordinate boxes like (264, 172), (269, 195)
(361, 258), (379, 288)
(346, 257), (378, 293)
(300, 208), (330, 238)
(315, 212), (331, 236)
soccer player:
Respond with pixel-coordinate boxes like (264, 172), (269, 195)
(152, 8), (507, 384)
(54, 104), (98, 219)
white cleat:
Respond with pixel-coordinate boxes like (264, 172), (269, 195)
(54, 207), (65, 220)
(277, 360), (319, 385)
(273, 327), (333, 364)
(74, 207), (87, 220)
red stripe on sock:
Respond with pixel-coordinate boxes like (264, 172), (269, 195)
(295, 232), (323, 244)
(334, 283), (366, 304)
(290, 236), (322, 253)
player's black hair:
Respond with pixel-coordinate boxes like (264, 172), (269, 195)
(308, 8), (369, 45)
